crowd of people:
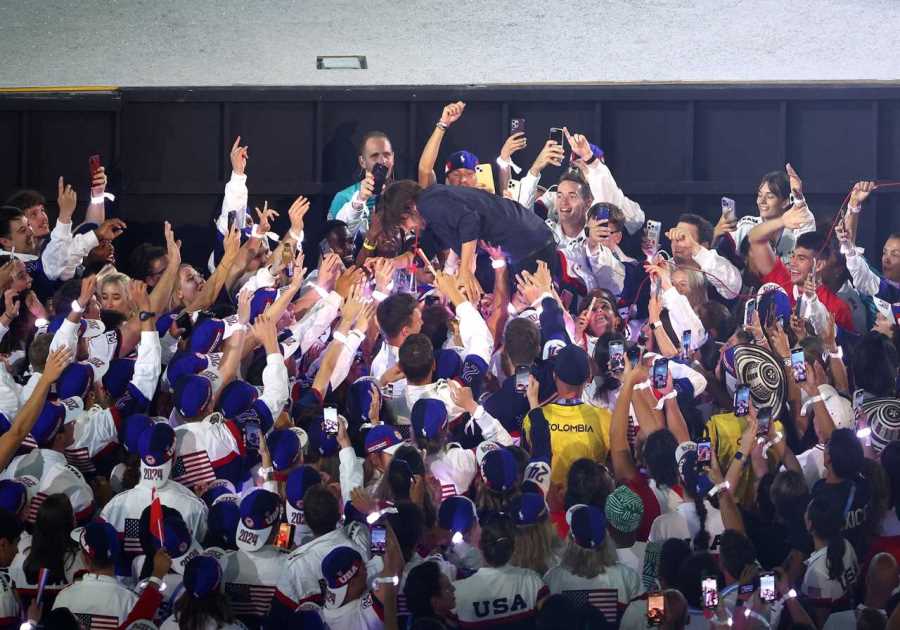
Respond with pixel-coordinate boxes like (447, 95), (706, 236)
(0, 99), (897, 629)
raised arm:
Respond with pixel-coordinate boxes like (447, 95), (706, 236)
(418, 102), (464, 188)
(85, 165), (109, 225)
(610, 362), (646, 483)
(148, 222), (181, 315)
(0, 347), (71, 469)
(747, 203), (809, 277)
(186, 226), (241, 313)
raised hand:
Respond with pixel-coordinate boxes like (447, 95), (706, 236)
(94, 219), (126, 241)
(90, 166), (108, 195)
(780, 203), (809, 230)
(529, 140), (565, 175)
(164, 221), (181, 267)
(563, 127), (592, 161)
(358, 171), (376, 203)
(786, 163), (803, 199)
(77, 275), (97, 310)
(2, 290), (19, 322)
(433, 271), (466, 306)
(237, 287), (253, 324)
(222, 225), (241, 263)
(129, 279), (151, 313)
(500, 133), (527, 162)
(255, 201), (279, 235)
(440, 101), (466, 127)
(317, 253), (343, 292)
(57, 177), (77, 223)
(288, 195), (310, 236)
(43, 346), (74, 381)
(230, 136), (249, 176)
(335, 266), (365, 300)
(850, 180), (875, 207)
(251, 312), (278, 352)
(447, 380), (477, 414)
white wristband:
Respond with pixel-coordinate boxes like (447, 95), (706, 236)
(312, 284), (329, 300)
(372, 290), (389, 302)
(90, 192), (115, 205)
(70, 299), (84, 314)
(828, 347), (843, 359)
(491, 259), (506, 269)
(332, 330), (349, 345)
(848, 204), (862, 214)
(708, 480), (730, 497)
(800, 395), (823, 416)
(654, 390), (677, 410)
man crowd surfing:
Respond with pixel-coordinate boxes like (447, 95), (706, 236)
(0, 99), (896, 630)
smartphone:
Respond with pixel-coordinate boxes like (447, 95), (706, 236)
(702, 576), (719, 609)
(680, 330), (692, 361)
(89, 154), (102, 178)
(474, 163), (496, 194)
(734, 384), (751, 417)
(549, 127), (564, 148)
(370, 524), (387, 555)
(227, 210), (238, 232)
(743, 298), (757, 328)
(275, 523), (294, 550)
(721, 197), (736, 223)
(853, 389), (867, 431)
(645, 220), (662, 255)
(371, 163), (389, 198)
(760, 572), (776, 602)
(393, 268), (416, 294)
(697, 441), (711, 465)
(646, 591), (665, 626)
(652, 358), (669, 390)
(795, 294), (803, 318)
(514, 365), (530, 394)
(507, 178), (522, 203)
(790, 347), (807, 383)
(757, 407), (772, 438)
(323, 407), (339, 437)
(510, 118), (526, 136)
(609, 341), (625, 373)
(282, 246), (293, 278)
(245, 424), (261, 450)
(739, 581), (755, 596)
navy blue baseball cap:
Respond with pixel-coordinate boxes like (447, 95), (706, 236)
(266, 429), (301, 472)
(200, 479), (237, 508)
(444, 150), (479, 174)
(0, 478), (32, 517)
(183, 554), (223, 598)
(364, 425), (404, 455)
(479, 448), (518, 493)
(435, 349), (462, 381)
(236, 489), (282, 552)
(206, 501), (240, 550)
(250, 288), (277, 324)
(189, 318), (226, 355)
(166, 352), (209, 390)
(322, 546), (364, 608)
(119, 414), (154, 454)
(756, 283), (792, 325)
(566, 504), (607, 549)
(217, 380), (259, 418)
(510, 492), (548, 526)
(71, 520), (120, 565)
(411, 398), (448, 440)
(102, 358), (135, 399)
(173, 374), (213, 418)
(57, 362), (94, 400)
(137, 422), (176, 468)
(285, 465), (321, 528)
(438, 495), (478, 537)
(554, 344), (590, 386)
(31, 400), (67, 447)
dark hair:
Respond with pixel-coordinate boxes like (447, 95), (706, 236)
(421, 304), (450, 351)
(696, 301), (731, 343)
(677, 213), (714, 246)
(558, 172), (591, 201)
(42, 609), (80, 630)
(128, 243), (166, 282)
(643, 429), (679, 488)
(0, 206), (25, 241)
(385, 502), (425, 562)
(564, 459), (613, 510)
(827, 428), (864, 480)
(882, 442), (900, 521)
(399, 334), (434, 382)
(404, 560), (444, 620)
(480, 514), (516, 567)
(718, 530), (756, 580)
(807, 494), (848, 582)
(504, 318), (541, 367)
(376, 293), (418, 340)
(173, 586), (235, 630)
(5, 190), (46, 211)
(591, 331), (627, 394)
(386, 447), (436, 528)
(680, 453), (710, 551)
(137, 505), (183, 580)
(50, 279), (84, 317)
(770, 470), (811, 525)
(381, 180), (424, 232)
(853, 332), (900, 397)
(24, 494), (76, 584)
(658, 538), (692, 588)
(676, 551), (721, 609)
(99, 309), (128, 334)
(0, 509), (22, 545)
(796, 230), (832, 260)
(303, 485), (340, 536)
(358, 130), (390, 157)
(759, 171), (791, 201)
(323, 219), (349, 238)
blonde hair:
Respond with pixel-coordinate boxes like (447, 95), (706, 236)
(96, 270), (134, 313)
(673, 266), (708, 310)
(510, 519), (557, 575)
(560, 535), (619, 579)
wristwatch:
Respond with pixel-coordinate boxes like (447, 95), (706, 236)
(584, 153), (598, 165)
(139, 311), (157, 322)
(650, 321), (663, 330)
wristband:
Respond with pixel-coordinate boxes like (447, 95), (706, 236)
(372, 289), (389, 302)
(90, 192), (115, 205)
(495, 156), (522, 175)
(800, 395), (823, 416)
(147, 576), (165, 589)
(374, 576), (400, 586)
(332, 330), (349, 345)
(312, 284), (329, 300)
(289, 229), (304, 243)
(650, 321), (663, 330)
(583, 153), (598, 165)
(362, 240), (377, 251)
(257, 466), (274, 478)
(435, 121), (448, 130)
(654, 390), (677, 410)
(782, 356), (792, 367)
(70, 299), (84, 315)
(848, 204), (862, 214)
(491, 259), (506, 269)
(828, 346), (843, 359)
(708, 480), (730, 497)
(764, 432), (784, 451)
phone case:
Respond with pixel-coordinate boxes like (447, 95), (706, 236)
(474, 164), (495, 194)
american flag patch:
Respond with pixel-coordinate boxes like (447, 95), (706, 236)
(25, 492), (47, 524)
(439, 482), (457, 500)
(74, 612), (119, 630)
(560, 589), (619, 623)
(123, 517), (143, 554)
(172, 451), (216, 488)
(396, 593), (410, 616)
(225, 582), (275, 617)
(65, 447), (96, 474)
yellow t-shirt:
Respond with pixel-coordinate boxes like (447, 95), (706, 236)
(523, 403), (611, 485)
(706, 412), (784, 504)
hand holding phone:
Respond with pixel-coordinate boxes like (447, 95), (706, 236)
(734, 384), (751, 417)
(743, 298), (757, 328)
(371, 163), (389, 198)
(790, 347), (807, 383)
(324, 407), (339, 436)
(370, 524), (387, 555)
(646, 591), (665, 626)
(760, 572), (776, 602)
(510, 118), (526, 136)
(549, 127), (564, 149)
(275, 523), (294, 550)
(721, 197), (736, 223)
(756, 407), (772, 438)
(702, 577), (719, 609)
(652, 358), (669, 390)
(514, 365), (530, 394)
(474, 164), (495, 194)
(697, 441), (712, 465)
(608, 341), (625, 373)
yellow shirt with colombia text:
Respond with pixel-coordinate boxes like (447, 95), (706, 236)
(523, 402), (611, 485)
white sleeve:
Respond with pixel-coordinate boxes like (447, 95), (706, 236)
(159, 332), (180, 366)
(0, 323), (7, 346)
(518, 171), (541, 210)
(584, 160), (645, 235)
(0, 367), (21, 419)
(693, 246), (742, 300)
(660, 287), (707, 348)
(49, 318), (80, 356)
(473, 406), (513, 446)
(338, 446), (364, 505)
(131, 331), (162, 402)
(335, 193), (368, 238)
(40, 221), (74, 281)
(669, 361), (708, 398)
(215, 172), (248, 235)
(455, 302), (493, 363)
(842, 246), (882, 297)
(51, 230), (101, 283)
(330, 330), (365, 391)
(299, 291), (342, 355)
(801, 294), (830, 336)
(238, 266), (278, 296)
(586, 242), (627, 295)
(259, 353), (289, 418)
